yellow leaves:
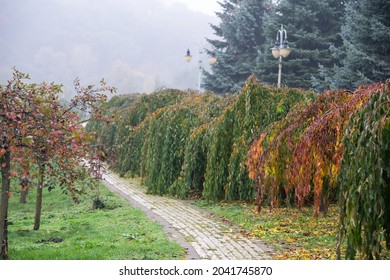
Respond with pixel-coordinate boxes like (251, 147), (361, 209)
(285, 237), (295, 243)
(241, 204), (340, 260)
(275, 248), (336, 260)
(264, 165), (275, 176)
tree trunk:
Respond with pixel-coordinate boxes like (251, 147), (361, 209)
(19, 177), (29, 204)
(0, 148), (11, 260)
(19, 187), (28, 204)
(33, 163), (45, 231)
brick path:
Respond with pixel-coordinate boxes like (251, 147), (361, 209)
(103, 171), (273, 260)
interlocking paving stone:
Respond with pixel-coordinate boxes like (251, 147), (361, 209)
(103, 170), (273, 260)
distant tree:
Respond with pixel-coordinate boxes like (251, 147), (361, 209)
(257, 0), (344, 90)
(313, 0), (390, 90)
(203, 0), (271, 94)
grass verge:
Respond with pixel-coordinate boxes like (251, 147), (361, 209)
(194, 201), (340, 260)
(8, 183), (185, 260)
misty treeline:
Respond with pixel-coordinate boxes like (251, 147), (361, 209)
(203, 0), (390, 94)
(0, 0), (217, 94)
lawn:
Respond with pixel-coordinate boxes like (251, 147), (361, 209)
(7, 183), (185, 260)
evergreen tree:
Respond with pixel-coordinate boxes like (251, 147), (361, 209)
(203, 0), (270, 94)
(257, 0), (344, 90)
(314, 0), (390, 91)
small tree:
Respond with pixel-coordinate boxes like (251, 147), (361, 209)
(0, 70), (114, 258)
(26, 78), (113, 230)
(1, 70), (39, 259)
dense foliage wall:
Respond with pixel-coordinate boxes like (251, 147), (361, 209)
(202, 76), (315, 202)
(247, 87), (371, 214)
(88, 89), (188, 177)
(90, 79), (389, 259)
(337, 81), (390, 259)
(141, 93), (231, 195)
(90, 78), (315, 201)
(247, 80), (389, 259)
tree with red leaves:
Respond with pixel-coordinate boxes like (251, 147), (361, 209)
(0, 69), (114, 259)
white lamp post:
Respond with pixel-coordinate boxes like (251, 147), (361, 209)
(271, 24), (291, 88)
(184, 46), (217, 91)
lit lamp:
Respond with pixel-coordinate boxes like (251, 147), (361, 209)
(184, 47), (217, 90)
(272, 24), (291, 88)
(184, 49), (192, 62)
(208, 53), (217, 65)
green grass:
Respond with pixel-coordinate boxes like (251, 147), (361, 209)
(7, 183), (185, 260)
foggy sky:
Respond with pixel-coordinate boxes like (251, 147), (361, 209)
(0, 0), (219, 97)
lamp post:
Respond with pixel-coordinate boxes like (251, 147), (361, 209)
(271, 24), (291, 88)
(184, 46), (217, 91)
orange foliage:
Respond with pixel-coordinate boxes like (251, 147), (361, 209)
(247, 82), (384, 216)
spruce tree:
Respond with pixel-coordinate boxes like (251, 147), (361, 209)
(314, 0), (390, 91)
(203, 0), (270, 94)
(257, 0), (344, 90)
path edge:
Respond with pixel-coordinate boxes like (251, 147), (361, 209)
(102, 178), (200, 260)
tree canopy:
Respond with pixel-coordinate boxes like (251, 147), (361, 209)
(203, 0), (345, 93)
(313, 0), (390, 90)
(203, 0), (270, 94)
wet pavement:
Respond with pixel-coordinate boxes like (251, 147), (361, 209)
(103, 170), (273, 260)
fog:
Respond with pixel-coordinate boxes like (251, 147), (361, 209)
(0, 0), (219, 97)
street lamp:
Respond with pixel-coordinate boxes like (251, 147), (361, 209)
(208, 53), (217, 65)
(184, 49), (192, 62)
(271, 24), (291, 88)
(184, 47), (217, 91)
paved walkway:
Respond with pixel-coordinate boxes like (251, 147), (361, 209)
(103, 171), (273, 260)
